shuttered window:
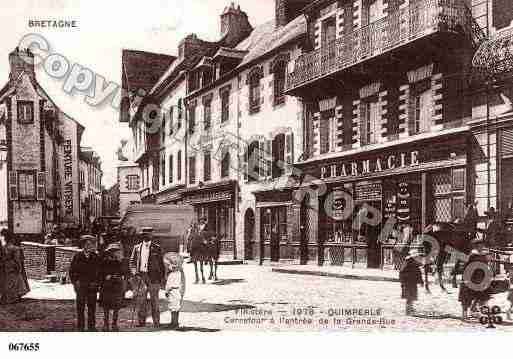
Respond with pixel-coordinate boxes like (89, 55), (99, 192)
(8, 171), (18, 200)
(18, 171), (36, 200)
(36, 171), (46, 201)
(502, 128), (513, 158)
(204, 151), (211, 182)
(189, 156), (196, 184)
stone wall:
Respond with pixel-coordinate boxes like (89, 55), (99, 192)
(21, 242), (55, 280)
(55, 246), (81, 280)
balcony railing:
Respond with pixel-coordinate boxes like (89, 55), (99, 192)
(286, 0), (483, 92)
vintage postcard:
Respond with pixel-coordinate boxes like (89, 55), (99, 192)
(1, 0), (513, 349)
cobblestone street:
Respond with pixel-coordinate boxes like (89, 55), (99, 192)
(172, 264), (513, 332)
(4, 264), (510, 332)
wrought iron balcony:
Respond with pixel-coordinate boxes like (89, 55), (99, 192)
(286, 0), (484, 93)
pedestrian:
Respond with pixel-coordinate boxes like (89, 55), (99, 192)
(99, 242), (129, 331)
(129, 228), (165, 328)
(69, 235), (100, 331)
(483, 207), (503, 247)
(0, 228), (30, 304)
(458, 238), (491, 319)
(163, 253), (186, 330)
(399, 249), (424, 316)
(0, 228), (8, 303)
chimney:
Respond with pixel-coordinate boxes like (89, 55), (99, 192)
(275, 0), (311, 28)
(9, 47), (35, 84)
(220, 2), (253, 48)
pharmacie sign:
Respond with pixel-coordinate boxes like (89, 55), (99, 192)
(319, 150), (421, 180)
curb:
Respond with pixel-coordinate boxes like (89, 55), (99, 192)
(271, 268), (400, 283)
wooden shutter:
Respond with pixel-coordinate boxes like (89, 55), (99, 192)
(8, 171), (18, 201)
(265, 139), (272, 179)
(360, 102), (368, 145)
(37, 171), (46, 201)
(258, 139), (266, 179)
(285, 132), (294, 173)
(502, 128), (513, 158)
(319, 113), (330, 154)
(243, 146), (248, 182)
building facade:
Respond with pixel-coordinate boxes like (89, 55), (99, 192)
(79, 147), (103, 226)
(0, 114), (7, 228)
(0, 48), (86, 239)
(258, 0), (513, 267)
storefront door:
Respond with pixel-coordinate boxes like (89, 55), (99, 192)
(355, 201), (382, 268)
(300, 195), (310, 265)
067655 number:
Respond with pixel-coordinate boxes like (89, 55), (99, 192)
(9, 343), (40, 352)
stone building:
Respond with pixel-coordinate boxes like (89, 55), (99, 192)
(79, 147), (103, 226)
(0, 48), (86, 239)
(258, 0), (513, 267)
(0, 114), (7, 228)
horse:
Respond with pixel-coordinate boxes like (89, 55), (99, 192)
(420, 222), (474, 293)
(189, 228), (208, 284)
(205, 235), (220, 281)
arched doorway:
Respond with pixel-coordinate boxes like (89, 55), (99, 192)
(244, 208), (255, 260)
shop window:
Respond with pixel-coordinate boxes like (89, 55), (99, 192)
(360, 97), (380, 146)
(127, 175), (140, 191)
(18, 101), (34, 124)
(410, 80), (433, 135)
(18, 171), (36, 200)
(431, 168), (466, 222)
(177, 150), (182, 182)
(262, 206), (288, 242)
(189, 156), (196, 184)
(204, 151), (211, 182)
(221, 151), (230, 178)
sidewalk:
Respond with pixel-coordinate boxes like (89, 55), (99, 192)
(271, 264), (400, 282)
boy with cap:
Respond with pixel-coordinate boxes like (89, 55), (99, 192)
(69, 235), (100, 331)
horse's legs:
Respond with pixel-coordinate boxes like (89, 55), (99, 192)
(193, 261), (199, 284)
(438, 260), (447, 292)
(424, 264), (431, 294)
(452, 260), (460, 288)
(208, 259), (213, 280)
(214, 260), (218, 281)
(200, 261), (205, 283)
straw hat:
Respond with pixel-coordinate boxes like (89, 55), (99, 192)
(163, 252), (184, 268)
(405, 249), (422, 259)
(105, 242), (122, 252)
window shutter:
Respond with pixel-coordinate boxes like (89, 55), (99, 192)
(285, 133), (294, 173)
(37, 171), (46, 201)
(319, 114), (330, 154)
(359, 103), (368, 145)
(265, 139), (272, 179)
(407, 95), (416, 135)
(243, 147), (248, 182)
(9, 171), (18, 201)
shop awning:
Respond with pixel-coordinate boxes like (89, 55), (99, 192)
(473, 28), (513, 76)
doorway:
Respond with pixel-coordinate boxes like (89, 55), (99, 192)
(244, 208), (255, 260)
(355, 201), (383, 268)
(300, 194), (310, 265)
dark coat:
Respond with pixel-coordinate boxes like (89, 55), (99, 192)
(99, 255), (129, 310)
(399, 258), (423, 301)
(1, 243), (30, 304)
(129, 242), (165, 284)
(69, 251), (101, 287)
(484, 219), (502, 247)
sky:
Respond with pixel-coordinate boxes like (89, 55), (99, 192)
(0, 0), (275, 187)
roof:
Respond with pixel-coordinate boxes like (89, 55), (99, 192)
(213, 47), (248, 60)
(235, 15), (307, 68)
(121, 50), (176, 94)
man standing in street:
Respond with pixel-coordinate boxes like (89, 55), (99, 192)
(129, 228), (165, 328)
(69, 235), (100, 331)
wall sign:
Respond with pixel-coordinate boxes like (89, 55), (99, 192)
(320, 151), (420, 180)
(354, 181), (382, 202)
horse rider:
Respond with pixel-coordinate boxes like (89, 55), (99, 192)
(129, 227), (165, 328)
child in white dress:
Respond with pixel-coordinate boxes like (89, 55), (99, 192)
(164, 253), (186, 329)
